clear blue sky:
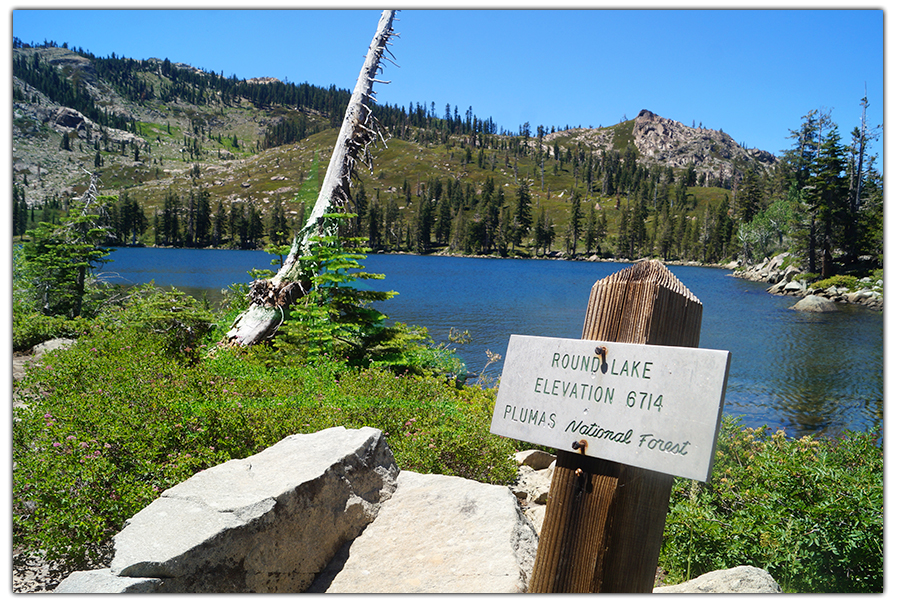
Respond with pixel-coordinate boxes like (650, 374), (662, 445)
(10, 5), (886, 172)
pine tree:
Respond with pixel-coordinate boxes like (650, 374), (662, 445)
(629, 196), (648, 258)
(478, 177), (498, 253)
(496, 205), (513, 257)
(248, 203), (265, 249)
(184, 190), (197, 247)
(161, 190), (181, 246)
(808, 126), (848, 277)
(657, 203), (674, 260)
(352, 185), (369, 238)
(567, 190), (583, 257)
(21, 174), (110, 318)
(449, 207), (466, 252)
(594, 209), (607, 256)
(534, 207), (547, 255)
(857, 159), (883, 262)
(616, 203), (631, 258)
(736, 166), (763, 223)
(584, 199), (597, 256)
(534, 206), (556, 256)
(384, 199), (400, 251)
(13, 185), (28, 237)
(512, 182), (533, 251)
(278, 214), (397, 361)
(783, 109), (830, 273)
(847, 90), (882, 262)
(435, 196), (452, 246)
(228, 202), (243, 249)
(367, 196), (382, 250)
(415, 196), (434, 252)
(212, 201), (227, 247)
(465, 210), (485, 254)
(194, 188), (212, 247)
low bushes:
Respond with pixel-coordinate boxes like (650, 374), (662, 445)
(808, 274), (860, 291)
(12, 296), (518, 572)
(660, 416), (883, 592)
(12, 313), (92, 351)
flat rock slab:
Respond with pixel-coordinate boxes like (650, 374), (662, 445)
(110, 426), (398, 593)
(54, 569), (161, 593)
(317, 470), (538, 593)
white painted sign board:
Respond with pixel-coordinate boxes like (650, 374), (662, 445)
(490, 335), (731, 482)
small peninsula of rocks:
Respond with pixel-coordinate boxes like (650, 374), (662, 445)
(728, 252), (883, 312)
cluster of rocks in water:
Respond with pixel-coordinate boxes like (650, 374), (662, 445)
(46, 427), (781, 594)
(729, 252), (883, 312)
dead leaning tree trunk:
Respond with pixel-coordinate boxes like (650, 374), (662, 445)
(224, 9), (398, 347)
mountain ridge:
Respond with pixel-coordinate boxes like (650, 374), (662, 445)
(13, 44), (777, 209)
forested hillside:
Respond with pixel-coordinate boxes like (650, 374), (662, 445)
(12, 39), (883, 276)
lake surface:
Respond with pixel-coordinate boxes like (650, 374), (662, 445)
(104, 247), (884, 439)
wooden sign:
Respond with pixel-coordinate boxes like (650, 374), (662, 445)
(491, 334), (731, 482)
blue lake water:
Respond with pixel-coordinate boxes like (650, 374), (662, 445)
(103, 247), (884, 439)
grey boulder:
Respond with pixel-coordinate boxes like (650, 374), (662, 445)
(791, 294), (839, 313)
(110, 426), (398, 593)
(654, 565), (782, 593)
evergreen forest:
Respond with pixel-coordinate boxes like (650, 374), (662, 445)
(13, 38), (883, 279)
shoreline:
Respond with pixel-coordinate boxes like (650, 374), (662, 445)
(376, 250), (883, 311)
(725, 251), (883, 312)
(23, 241), (883, 312)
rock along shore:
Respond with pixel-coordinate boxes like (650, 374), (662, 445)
(726, 252), (883, 312)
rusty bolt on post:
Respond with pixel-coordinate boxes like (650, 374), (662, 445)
(595, 346), (608, 373)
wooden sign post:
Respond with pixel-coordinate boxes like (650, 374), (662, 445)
(490, 259), (730, 593)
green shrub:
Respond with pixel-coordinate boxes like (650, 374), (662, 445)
(102, 285), (216, 360)
(13, 245), (89, 350)
(12, 313), (93, 351)
(14, 303), (884, 592)
(274, 218), (397, 362)
(809, 274), (860, 291)
(660, 416), (883, 592)
(12, 311), (516, 574)
(793, 272), (818, 284)
(268, 221), (467, 379)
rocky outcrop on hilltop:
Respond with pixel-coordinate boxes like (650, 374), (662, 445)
(631, 109), (777, 182)
(545, 109), (777, 186)
(13, 44), (783, 217)
(246, 77), (282, 85)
